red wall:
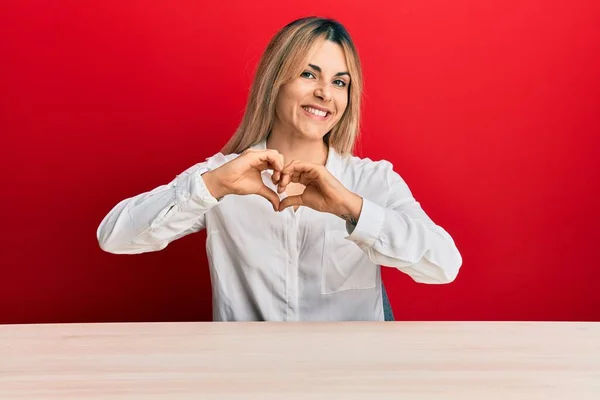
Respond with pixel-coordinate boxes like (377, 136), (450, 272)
(1, 0), (599, 323)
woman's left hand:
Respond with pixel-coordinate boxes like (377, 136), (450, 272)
(275, 161), (363, 222)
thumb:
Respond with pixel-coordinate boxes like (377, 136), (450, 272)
(278, 195), (303, 212)
(256, 184), (280, 212)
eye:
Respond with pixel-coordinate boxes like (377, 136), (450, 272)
(301, 71), (316, 79)
(333, 79), (347, 88)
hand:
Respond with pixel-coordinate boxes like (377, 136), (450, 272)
(202, 149), (284, 211)
(275, 161), (363, 222)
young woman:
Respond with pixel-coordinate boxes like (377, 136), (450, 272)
(97, 17), (462, 321)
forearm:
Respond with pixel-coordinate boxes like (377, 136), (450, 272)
(337, 191), (363, 233)
(346, 198), (462, 284)
(97, 164), (218, 254)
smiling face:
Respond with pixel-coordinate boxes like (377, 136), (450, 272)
(272, 40), (351, 142)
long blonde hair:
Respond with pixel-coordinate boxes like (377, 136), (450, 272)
(221, 17), (363, 156)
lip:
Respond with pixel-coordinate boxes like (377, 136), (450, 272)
(302, 104), (332, 114)
(301, 105), (332, 120)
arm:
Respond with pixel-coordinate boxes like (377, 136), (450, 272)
(96, 153), (234, 255)
(345, 162), (463, 284)
(275, 159), (462, 283)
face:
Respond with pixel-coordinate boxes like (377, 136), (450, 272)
(273, 40), (350, 141)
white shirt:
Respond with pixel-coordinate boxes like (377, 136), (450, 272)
(97, 139), (462, 321)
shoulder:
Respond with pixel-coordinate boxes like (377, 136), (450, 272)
(205, 151), (241, 170)
(336, 150), (413, 196)
(332, 151), (395, 198)
(336, 152), (415, 207)
(338, 152), (396, 183)
(176, 151), (241, 177)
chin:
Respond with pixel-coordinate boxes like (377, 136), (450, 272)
(295, 125), (327, 139)
(302, 130), (328, 141)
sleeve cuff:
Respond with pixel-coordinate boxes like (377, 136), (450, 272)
(194, 170), (220, 205)
(175, 168), (220, 212)
(346, 197), (386, 247)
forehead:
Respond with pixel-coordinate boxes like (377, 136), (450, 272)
(305, 39), (348, 72)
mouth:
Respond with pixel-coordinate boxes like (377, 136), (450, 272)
(301, 105), (332, 120)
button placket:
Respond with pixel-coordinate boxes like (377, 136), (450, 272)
(284, 212), (300, 321)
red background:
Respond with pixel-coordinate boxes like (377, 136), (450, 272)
(1, 1), (599, 324)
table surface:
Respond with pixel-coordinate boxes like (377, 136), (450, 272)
(1, 321), (599, 399)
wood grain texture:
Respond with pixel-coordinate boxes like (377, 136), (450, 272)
(1, 322), (599, 399)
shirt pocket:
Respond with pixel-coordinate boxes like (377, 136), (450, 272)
(321, 230), (377, 294)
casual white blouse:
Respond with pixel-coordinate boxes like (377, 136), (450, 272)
(97, 139), (462, 321)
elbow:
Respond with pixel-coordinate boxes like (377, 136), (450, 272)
(433, 247), (463, 284)
(436, 264), (460, 284)
(415, 266), (459, 285)
(98, 237), (121, 254)
(96, 211), (126, 254)
(97, 237), (141, 255)
(96, 225), (162, 255)
(97, 232), (124, 254)
(427, 233), (463, 284)
(97, 225), (113, 253)
(410, 246), (463, 284)
(96, 224), (133, 255)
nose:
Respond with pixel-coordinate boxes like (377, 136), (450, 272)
(314, 84), (332, 102)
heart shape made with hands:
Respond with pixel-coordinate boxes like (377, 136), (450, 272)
(209, 148), (361, 218)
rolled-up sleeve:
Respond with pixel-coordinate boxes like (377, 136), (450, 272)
(346, 161), (462, 284)
(97, 152), (236, 254)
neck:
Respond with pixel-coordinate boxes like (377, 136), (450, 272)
(266, 130), (329, 166)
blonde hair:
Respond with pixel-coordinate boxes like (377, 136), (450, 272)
(221, 17), (363, 156)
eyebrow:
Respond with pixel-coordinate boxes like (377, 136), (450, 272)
(308, 64), (350, 78)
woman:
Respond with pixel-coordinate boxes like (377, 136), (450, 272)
(97, 17), (462, 321)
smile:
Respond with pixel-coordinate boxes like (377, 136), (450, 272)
(301, 106), (331, 120)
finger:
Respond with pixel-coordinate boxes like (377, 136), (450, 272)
(278, 171), (291, 192)
(277, 162), (304, 193)
(253, 150), (284, 172)
(266, 150), (284, 171)
(256, 184), (281, 211)
(278, 160), (300, 190)
(278, 195), (303, 212)
(282, 163), (323, 187)
(271, 153), (284, 184)
(272, 170), (281, 185)
(278, 172), (302, 193)
(278, 171), (297, 193)
(281, 161), (319, 176)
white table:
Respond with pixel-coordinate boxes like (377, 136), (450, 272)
(1, 322), (599, 399)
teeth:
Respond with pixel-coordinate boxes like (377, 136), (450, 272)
(303, 106), (328, 117)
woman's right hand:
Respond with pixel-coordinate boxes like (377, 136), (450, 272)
(201, 149), (284, 211)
